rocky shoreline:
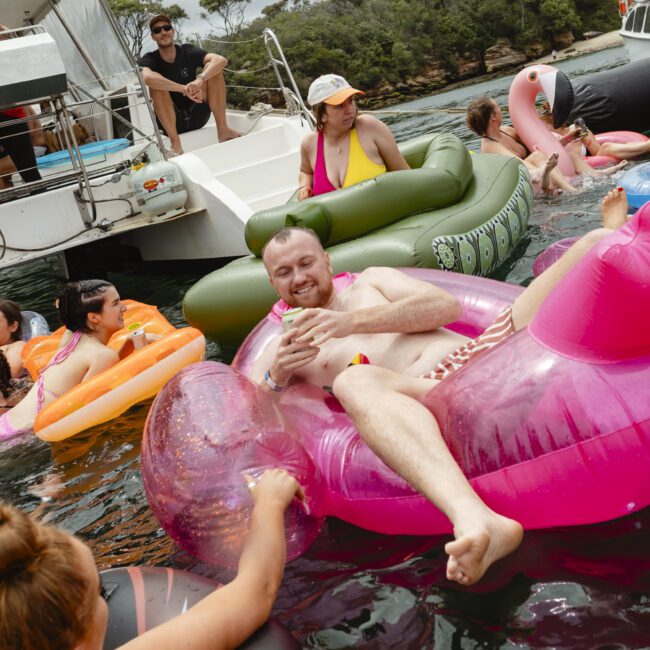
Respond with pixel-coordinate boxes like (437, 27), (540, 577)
(360, 31), (625, 110)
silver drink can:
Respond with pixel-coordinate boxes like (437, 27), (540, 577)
(130, 328), (147, 350)
(282, 307), (303, 332)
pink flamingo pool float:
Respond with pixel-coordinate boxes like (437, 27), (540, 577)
(509, 64), (649, 176)
(142, 204), (650, 566)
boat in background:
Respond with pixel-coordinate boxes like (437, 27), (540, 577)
(0, 0), (313, 277)
(619, 0), (650, 61)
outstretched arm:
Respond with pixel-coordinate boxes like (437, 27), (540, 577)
(121, 469), (303, 650)
(294, 267), (461, 346)
(140, 66), (188, 95)
(361, 115), (410, 171)
(186, 53), (228, 101)
(298, 134), (316, 200)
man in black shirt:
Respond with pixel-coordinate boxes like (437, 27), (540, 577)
(139, 14), (239, 154)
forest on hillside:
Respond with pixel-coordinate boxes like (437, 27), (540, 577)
(115, 0), (620, 108)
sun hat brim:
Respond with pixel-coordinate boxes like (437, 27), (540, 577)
(321, 87), (365, 105)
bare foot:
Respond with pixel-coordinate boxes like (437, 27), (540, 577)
(445, 513), (523, 586)
(218, 127), (241, 143)
(169, 137), (184, 156)
(540, 152), (559, 192)
(601, 187), (629, 229)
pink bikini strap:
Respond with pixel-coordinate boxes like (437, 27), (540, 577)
(312, 131), (336, 196)
(36, 330), (83, 412)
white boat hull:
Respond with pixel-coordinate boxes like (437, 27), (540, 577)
(621, 32), (650, 61)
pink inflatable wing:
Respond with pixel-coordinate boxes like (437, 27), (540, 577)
(529, 201), (650, 362)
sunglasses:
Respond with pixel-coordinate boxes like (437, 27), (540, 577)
(152, 24), (173, 34)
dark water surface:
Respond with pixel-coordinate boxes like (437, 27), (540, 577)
(2, 46), (649, 648)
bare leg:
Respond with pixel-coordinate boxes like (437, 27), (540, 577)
(333, 365), (524, 586)
(547, 166), (577, 193)
(540, 152), (558, 191)
(511, 188), (629, 329)
(150, 89), (183, 155)
(527, 149), (576, 193)
(567, 147), (628, 176)
(588, 160), (628, 176)
(600, 139), (650, 160)
(205, 74), (240, 142)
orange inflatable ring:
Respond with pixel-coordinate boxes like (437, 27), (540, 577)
(22, 301), (205, 442)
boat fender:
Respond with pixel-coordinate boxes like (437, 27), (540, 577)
(19, 311), (49, 341)
(101, 566), (298, 649)
(130, 159), (188, 219)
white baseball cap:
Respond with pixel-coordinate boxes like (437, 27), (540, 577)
(307, 74), (364, 106)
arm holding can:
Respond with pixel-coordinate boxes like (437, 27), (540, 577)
(252, 328), (319, 393)
(294, 267), (461, 347)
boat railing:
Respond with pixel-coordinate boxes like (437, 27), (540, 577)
(197, 28), (315, 128)
(263, 28), (315, 127)
(0, 83), (165, 221)
(0, 18), (313, 218)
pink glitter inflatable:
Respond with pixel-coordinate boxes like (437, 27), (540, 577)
(142, 206), (650, 566)
(532, 236), (579, 277)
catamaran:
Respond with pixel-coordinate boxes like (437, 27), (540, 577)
(619, 0), (650, 61)
(0, 0), (313, 277)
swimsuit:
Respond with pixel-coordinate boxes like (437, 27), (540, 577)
(312, 128), (387, 196)
(484, 129), (530, 158)
(0, 411), (30, 441)
(35, 330), (83, 414)
(0, 331), (83, 442)
(425, 306), (515, 381)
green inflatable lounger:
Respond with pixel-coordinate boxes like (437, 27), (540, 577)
(184, 132), (533, 345)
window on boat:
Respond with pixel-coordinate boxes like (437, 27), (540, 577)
(644, 9), (650, 33)
(624, 10), (636, 31)
(633, 5), (646, 32)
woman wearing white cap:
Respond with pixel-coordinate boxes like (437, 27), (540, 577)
(298, 74), (410, 200)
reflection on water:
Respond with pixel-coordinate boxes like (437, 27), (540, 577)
(1, 45), (648, 648)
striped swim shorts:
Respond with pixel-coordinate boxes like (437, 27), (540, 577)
(425, 306), (515, 381)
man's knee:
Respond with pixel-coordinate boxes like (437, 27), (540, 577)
(150, 88), (173, 108)
(581, 227), (611, 248)
(332, 365), (386, 405)
(528, 151), (546, 165)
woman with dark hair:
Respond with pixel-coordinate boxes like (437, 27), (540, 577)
(0, 298), (26, 378)
(0, 280), (126, 441)
(297, 74), (410, 200)
(0, 468), (303, 650)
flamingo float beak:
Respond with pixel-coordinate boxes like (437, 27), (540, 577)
(538, 67), (574, 128)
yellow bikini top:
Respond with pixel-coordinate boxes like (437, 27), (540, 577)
(342, 128), (387, 188)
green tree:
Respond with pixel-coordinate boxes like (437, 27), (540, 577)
(539, 0), (581, 36)
(108, 0), (188, 58)
(199, 0), (252, 35)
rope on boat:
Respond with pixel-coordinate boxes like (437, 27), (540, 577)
(365, 107), (469, 115)
(365, 104), (516, 117)
(197, 34), (265, 45)
(224, 62), (274, 75)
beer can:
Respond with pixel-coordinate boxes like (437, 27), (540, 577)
(282, 307), (303, 332)
(130, 328), (147, 350)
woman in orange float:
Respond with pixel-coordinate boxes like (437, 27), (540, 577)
(0, 280), (127, 441)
